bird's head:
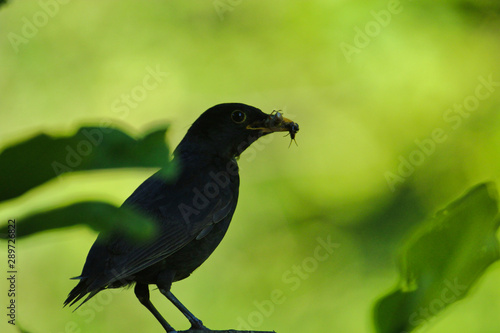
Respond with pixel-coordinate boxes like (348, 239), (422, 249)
(175, 103), (298, 159)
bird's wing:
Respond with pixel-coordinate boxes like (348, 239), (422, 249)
(87, 169), (237, 289)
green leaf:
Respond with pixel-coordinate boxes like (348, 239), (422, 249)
(0, 124), (173, 203)
(373, 182), (500, 333)
(0, 201), (156, 240)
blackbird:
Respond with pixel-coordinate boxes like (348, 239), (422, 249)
(65, 103), (299, 332)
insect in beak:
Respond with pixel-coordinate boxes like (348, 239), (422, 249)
(284, 121), (299, 148)
(246, 110), (299, 147)
(269, 110), (299, 147)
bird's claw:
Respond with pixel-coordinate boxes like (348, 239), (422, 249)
(190, 321), (209, 331)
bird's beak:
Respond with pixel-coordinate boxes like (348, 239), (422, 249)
(246, 111), (298, 134)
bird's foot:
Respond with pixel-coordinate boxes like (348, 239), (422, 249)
(189, 319), (209, 331)
(165, 325), (178, 333)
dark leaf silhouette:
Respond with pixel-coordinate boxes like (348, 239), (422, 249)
(0, 124), (172, 202)
(0, 201), (156, 240)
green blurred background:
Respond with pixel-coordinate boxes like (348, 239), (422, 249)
(1, 0), (500, 332)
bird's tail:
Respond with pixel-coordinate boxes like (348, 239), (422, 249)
(64, 277), (100, 311)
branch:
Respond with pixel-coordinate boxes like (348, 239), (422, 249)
(178, 330), (275, 333)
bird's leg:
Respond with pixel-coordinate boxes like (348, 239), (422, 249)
(157, 271), (208, 331)
(134, 283), (177, 332)
(165, 291), (208, 330)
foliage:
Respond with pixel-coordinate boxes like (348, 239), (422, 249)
(0, 201), (157, 240)
(0, 124), (172, 239)
(0, 125), (172, 202)
(374, 183), (500, 333)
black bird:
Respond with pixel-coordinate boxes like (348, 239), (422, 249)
(65, 103), (298, 332)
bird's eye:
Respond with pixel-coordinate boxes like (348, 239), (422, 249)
(231, 110), (246, 124)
